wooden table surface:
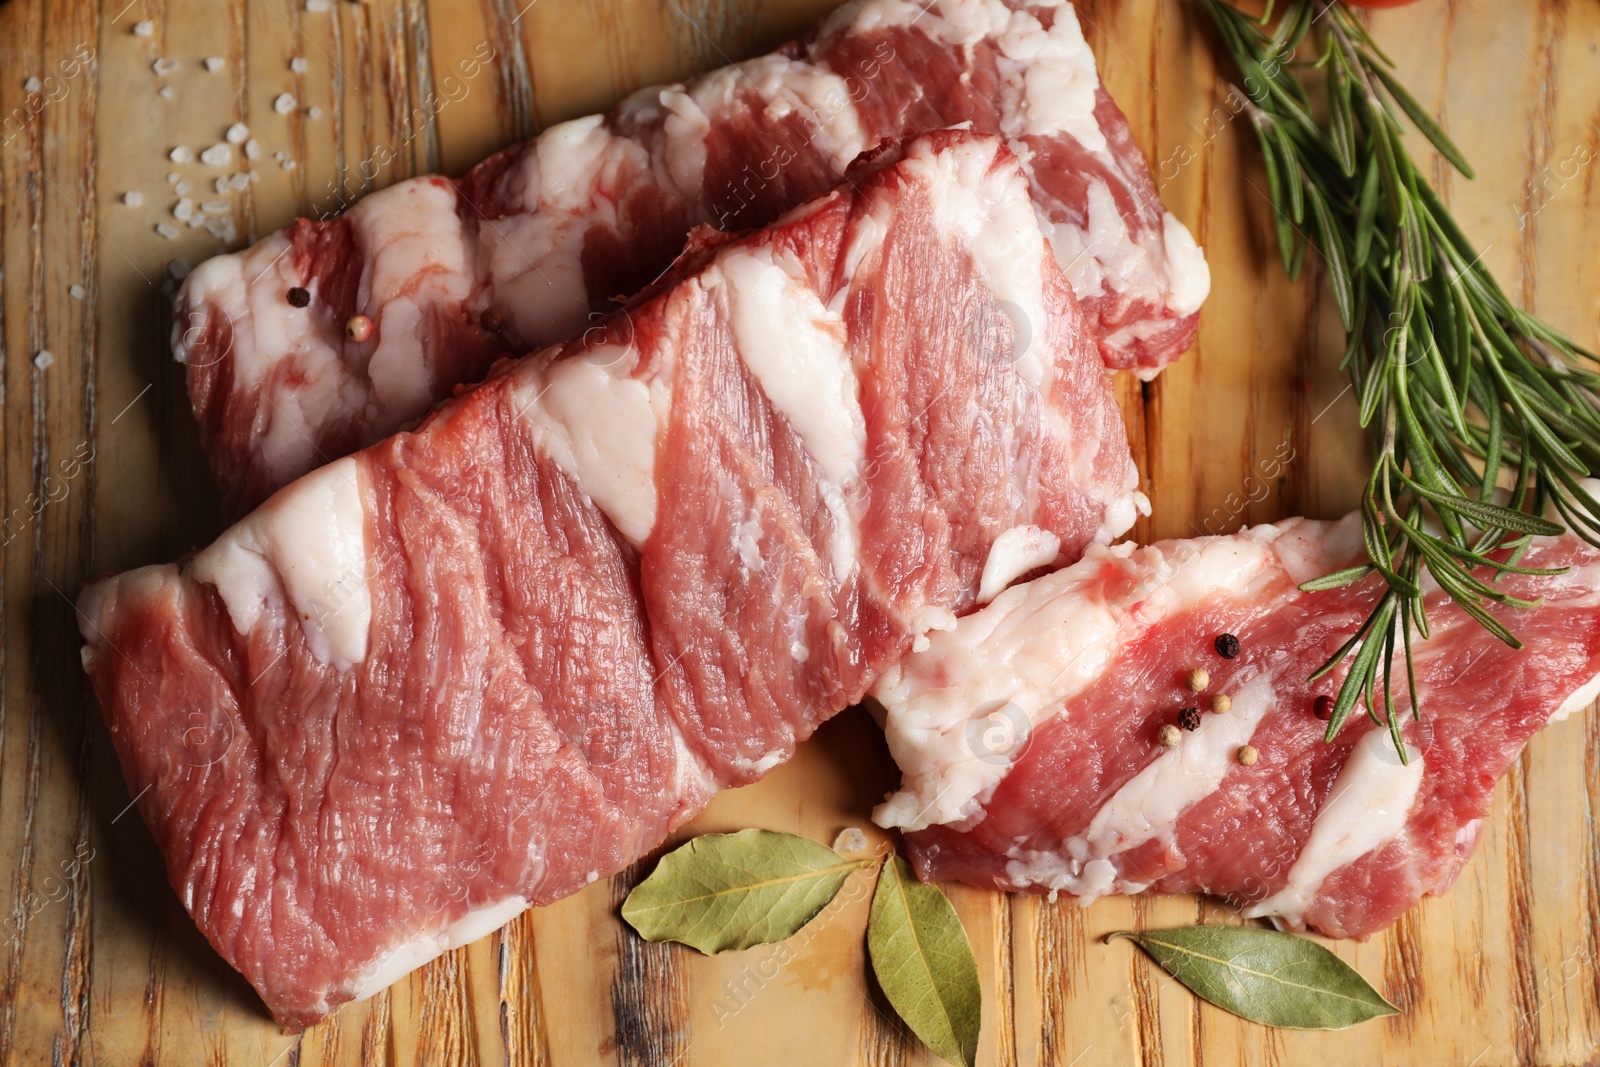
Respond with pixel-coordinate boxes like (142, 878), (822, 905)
(2, 0), (1598, 1064)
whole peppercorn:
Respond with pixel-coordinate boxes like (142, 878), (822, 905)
(1209, 693), (1232, 715)
(1157, 724), (1182, 748)
(1177, 706), (1202, 732)
(1214, 633), (1241, 659)
(1313, 695), (1334, 721)
(1186, 668), (1210, 692)
(1237, 745), (1259, 767)
(286, 286), (311, 308)
(481, 306), (506, 332)
(345, 314), (374, 343)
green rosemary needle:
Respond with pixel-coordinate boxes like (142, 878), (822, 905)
(1194, 0), (1599, 756)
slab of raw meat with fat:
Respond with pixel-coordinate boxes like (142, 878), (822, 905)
(80, 131), (1142, 1027)
(177, 0), (1209, 515)
(874, 514), (1600, 938)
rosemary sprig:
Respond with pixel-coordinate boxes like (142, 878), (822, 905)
(1195, 0), (1599, 755)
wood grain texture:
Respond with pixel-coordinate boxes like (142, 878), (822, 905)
(0, 0), (1596, 1063)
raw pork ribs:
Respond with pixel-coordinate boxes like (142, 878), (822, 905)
(82, 131), (1141, 1026)
(177, 0), (1207, 514)
(875, 515), (1600, 937)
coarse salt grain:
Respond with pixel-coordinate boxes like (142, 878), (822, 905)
(205, 57), (225, 72)
(201, 200), (229, 215)
(166, 173), (180, 184)
(307, 106), (322, 119)
(173, 197), (194, 221)
(305, 0), (330, 11)
(273, 93), (296, 114)
(173, 179), (191, 196)
(168, 257), (191, 280)
(228, 172), (251, 190)
(122, 191), (143, 207)
(203, 216), (237, 242)
(200, 143), (231, 167)
(832, 828), (870, 853)
(69, 285), (85, 300)
(33, 350), (53, 370)
(155, 222), (179, 240)
(169, 145), (193, 163)
(225, 122), (250, 144)
(290, 57), (309, 74)
(159, 86), (175, 101)
(244, 138), (260, 160)
(152, 58), (179, 76)
(23, 77), (41, 94)
(186, 214), (206, 228)
(133, 20), (154, 36)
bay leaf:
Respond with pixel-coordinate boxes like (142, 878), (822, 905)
(1109, 925), (1399, 1030)
(867, 855), (981, 1067)
(621, 829), (869, 954)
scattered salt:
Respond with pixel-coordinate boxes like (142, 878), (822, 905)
(122, 191), (143, 207)
(165, 173), (180, 184)
(281, 158), (297, 170)
(244, 139), (261, 160)
(173, 179), (191, 196)
(305, 0), (331, 11)
(186, 214), (206, 229)
(227, 172), (251, 191)
(23, 77), (41, 94)
(199, 143), (232, 166)
(200, 200), (229, 215)
(169, 145), (193, 163)
(132, 20), (154, 36)
(203, 215), (237, 242)
(68, 285), (85, 300)
(225, 122), (250, 145)
(152, 58), (179, 76)
(273, 93), (296, 114)
(307, 106), (322, 120)
(168, 258), (191, 281)
(290, 57), (309, 74)
(173, 197), (194, 221)
(159, 86), (175, 101)
(832, 827), (870, 854)
(205, 57), (225, 73)
(33, 350), (53, 370)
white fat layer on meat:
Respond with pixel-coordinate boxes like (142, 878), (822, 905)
(348, 180), (475, 432)
(178, 237), (351, 488)
(993, 5), (1104, 151)
(512, 343), (669, 547)
(875, 527), (1289, 831)
(659, 88), (711, 198)
(489, 116), (638, 347)
(1244, 729), (1425, 928)
(904, 135), (1050, 389)
(191, 457), (372, 668)
(1003, 674), (1279, 900)
(715, 246), (865, 580)
(342, 896), (529, 1006)
(978, 525), (1061, 604)
(1552, 670), (1600, 724)
(738, 56), (869, 170)
(1162, 211), (1211, 315)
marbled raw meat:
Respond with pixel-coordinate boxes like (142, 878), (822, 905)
(81, 131), (1141, 1027)
(177, 0), (1208, 515)
(875, 514), (1600, 937)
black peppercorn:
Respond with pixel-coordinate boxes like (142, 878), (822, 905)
(1178, 706), (1202, 731)
(1214, 633), (1241, 659)
(481, 306), (506, 332)
(1313, 695), (1334, 721)
(287, 286), (311, 308)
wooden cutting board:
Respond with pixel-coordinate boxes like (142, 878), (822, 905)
(2, 0), (1597, 1063)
